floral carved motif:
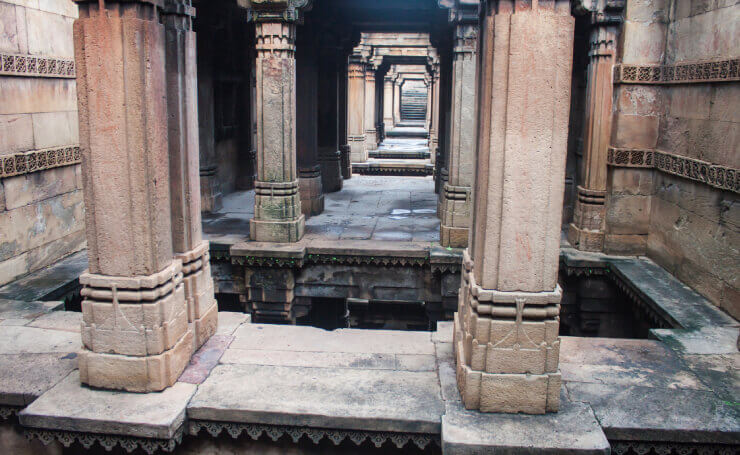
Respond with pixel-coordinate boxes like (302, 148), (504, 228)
(614, 58), (739, 84)
(1, 146), (81, 179)
(607, 148), (739, 194)
(0, 53), (75, 78)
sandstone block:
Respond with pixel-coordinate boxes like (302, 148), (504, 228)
(0, 3), (20, 53)
(2, 165), (78, 210)
(37, 0), (78, 18)
(0, 114), (34, 154)
(667, 85), (711, 120)
(605, 193), (651, 235)
(611, 113), (659, 149)
(0, 78), (77, 115)
(616, 85), (665, 117)
(0, 252), (29, 287)
(479, 373), (552, 414)
(25, 8), (74, 57)
(31, 111), (78, 149)
(621, 20), (666, 64)
(192, 299), (218, 352)
(78, 327), (193, 392)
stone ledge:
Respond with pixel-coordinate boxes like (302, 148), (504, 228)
(19, 371), (196, 440)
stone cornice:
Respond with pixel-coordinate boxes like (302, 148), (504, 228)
(246, 0), (312, 23)
(607, 147), (739, 194)
(0, 53), (75, 78)
(572, 0), (625, 25)
(614, 58), (740, 84)
(1, 146), (81, 179)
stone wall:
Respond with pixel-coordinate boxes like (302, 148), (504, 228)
(646, 0), (739, 319)
(0, 0), (84, 287)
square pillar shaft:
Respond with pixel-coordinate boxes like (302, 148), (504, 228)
(455, 0), (574, 414)
(73, 0), (193, 392)
(163, 0), (218, 352)
(249, 19), (305, 242)
(364, 66), (377, 151)
(347, 57), (367, 163)
(440, 22), (478, 248)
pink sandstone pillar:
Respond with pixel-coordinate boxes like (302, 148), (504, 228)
(347, 53), (367, 163)
(567, 3), (622, 252)
(454, 0), (574, 414)
(73, 0), (193, 391)
(163, 0), (218, 351)
(428, 64), (440, 161)
(393, 75), (401, 127)
(248, 3), (306, 242)
(440, 11), (478, 248)
(382, 73), (395, 134)
(363, 63), (378, 152)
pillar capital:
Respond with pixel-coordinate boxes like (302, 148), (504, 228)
(246, 0), (312, 23)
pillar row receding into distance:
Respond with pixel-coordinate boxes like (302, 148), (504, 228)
(383, 72), (395, 133)
(73, 0), (217, 392)
(568, 4), (621, 252)
(454, 0), (574, 414)
(248, 3), (306, 242)
(428, 64), (440, 162)
(440, 9), (479, 248)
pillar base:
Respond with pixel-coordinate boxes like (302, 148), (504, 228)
(348, 135), (367, 163)
(78, 261), (192, 392)
(199, 167), (222, 213)
(177, 241), (218, 352)
(318, 147), (343, 193)
(568, 186), (606, 251)
(339, 144), (352, 179)
(454, 251), (562, 414)
(436, 167), (449, 208)
(250, 180), (305, 243)
(299, 166), (324, 217)
(440, 184), (471, 248)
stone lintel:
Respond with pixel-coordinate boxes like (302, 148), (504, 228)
(471, 282), (563, 306)
(19, 371), (195, 440)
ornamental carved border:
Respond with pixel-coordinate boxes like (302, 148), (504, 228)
(607, 148), (739, 194)
(24, 426), (184, 455)
(0, 53), (75, 78)
(613, 58), (739, 84)
(1, 146), (81, 179)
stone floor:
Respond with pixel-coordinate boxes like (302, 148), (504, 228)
(203, 174), (440, 244)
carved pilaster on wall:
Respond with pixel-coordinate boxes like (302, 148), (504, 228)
(614, 58), (740, 84)
(0, 146), (81, 179)
(0, 53), (75, 78)
(608, 147), (739, 194)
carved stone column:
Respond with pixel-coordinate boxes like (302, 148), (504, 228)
(196, 17), (220, 213)
(568, 3), (622, 252)
(455, 0), (574, 414)
(317, 37), (343, 193)
(338, 51), (352, 179)
(383, 73), (395, 134)
(363, 63), (378, 151)
(163, 0), (217, 352)
(296, 27), (324, 217)
(440, 15), (478, 248)
(73, 0), (192, 391)
(248, 4), (305, 242)
(347, 53), (367, 163)
(393, 76), (401, 126)
(428, 66), (439, 159)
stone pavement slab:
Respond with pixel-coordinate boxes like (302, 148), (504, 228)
(679, 353), (740, 402)
(19, 372), (196, 439)
(215, 311), (250, 336)
(559, 337), (708, 390)
(651, 326), (739, 355)
(27, 311), (81, 332)
(0, 299), (60, 320)
(565, 382), (740, 444)
(0, 251), (87, 302)
(0, 353), (77, 406)
(0, 326), (80, 354)
(229, 323), (435, 355)
(187, 363), (444, 434)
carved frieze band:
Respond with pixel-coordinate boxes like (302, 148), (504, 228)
(1, 146), (81, 179)
(0, 53), (75, 78)
(614, 58), (739, 84)
(607, 148), (739, 194)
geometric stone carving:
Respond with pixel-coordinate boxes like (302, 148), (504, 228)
(0, 53), (76, 78)
(614, 58), (740, 85)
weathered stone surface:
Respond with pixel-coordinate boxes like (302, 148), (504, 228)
(0, 78), (77, 115)
(27, 310), (80, 332)
(188, 363), (443, 434)
(19, 371), (196, 439)
(25, 8), (74, 57)
(0, 2), (21, 53)
(31, 111), (78, 150)
(0, 298), (59, 320)
(0, 250), (86, 302)
(215, 311), (249, 336)
(0, 326), (79, 354)
(441, 392), (609, 455)
(0, 353), (77, 405)
(0, 114), (34, 154)
(565, 382), (740, 444)
(230, 323), (435, 356)
(651, 326), (739, 355)
(679, 353), (740, 402)
(2, 165), (78, 210)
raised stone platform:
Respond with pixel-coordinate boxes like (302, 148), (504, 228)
(386, 127), (428, 138)
(353, 159), (434, 176)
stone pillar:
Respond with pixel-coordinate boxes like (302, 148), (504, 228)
(317, 42), (343, 193)
(363, 64), (377, 151)
(347, 54), (367, 163)
(454, 0), (574, 414)
(383, 73), (394, 132)
(196, 20), (221, 213)
(73, 0), (193, 392)
(296, 30), (324, 217)
(567, 8), (620, 252)
(440, 18), (478, 248)
(429, 66), (440, 163)
(424, 76), (432, 130)
(248, 9), (305, 242)
(163, 0), (218, 352)
(393, 77), (401, 126)
(338, 52), (352, 179)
